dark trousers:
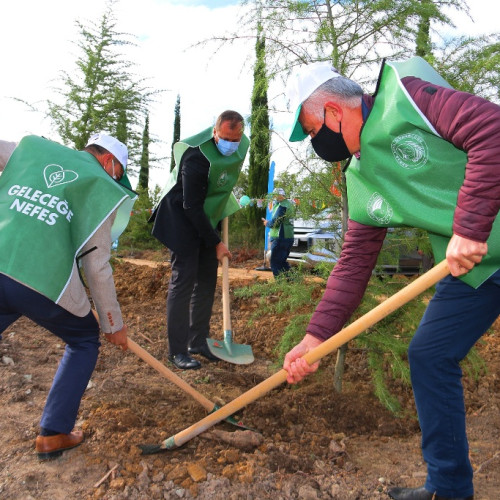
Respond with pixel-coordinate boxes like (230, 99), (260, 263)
(408, 269), (500, 498)
(0, 273), (100, 434)
(270, 237), (293, 277)
(167, 245), (218, 355)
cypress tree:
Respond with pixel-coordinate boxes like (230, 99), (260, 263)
(170, 94), (181, 171)
(247, 25), (270, 244)
(138, 114), (150, 190)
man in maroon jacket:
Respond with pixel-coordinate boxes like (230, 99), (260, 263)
(282, 59), (500, 500)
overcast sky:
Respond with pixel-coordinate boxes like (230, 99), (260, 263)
(1, 0), (497, 188)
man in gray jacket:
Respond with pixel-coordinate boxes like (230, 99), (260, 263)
(0, 133), (134, 460)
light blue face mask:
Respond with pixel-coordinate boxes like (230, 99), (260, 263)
(216, 137), (240, 156)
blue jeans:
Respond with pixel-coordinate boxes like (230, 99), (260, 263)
(270, 238), (294, 277)
(408, 269), (500, 498)
(0, 274), (100, 434)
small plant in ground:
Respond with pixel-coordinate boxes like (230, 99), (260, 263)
(239, 269), (487, 417)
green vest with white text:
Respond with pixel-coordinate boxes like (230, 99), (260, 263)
(158, 127), (249, 227)
(269, 199), (295, 239)
(0, 135), (137, 301)
(345, 57), (500, 288)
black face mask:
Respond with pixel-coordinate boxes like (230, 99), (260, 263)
(311, 120), (351, 162)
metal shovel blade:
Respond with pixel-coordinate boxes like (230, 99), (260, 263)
(207, 331), (254, 365)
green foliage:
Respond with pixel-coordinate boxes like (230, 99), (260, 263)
(247, 26), (271, 243)
(47, 0), (160, 177)
(138, 114), (150, 190)
(170, 95), (181, 172)
(274, 313), (312, 362)
(234, 268), (315, 316)
(432, 34), (500, 102)
(229, 169), (261, 248)
(118, 185), (162, 251)
(238, 268), (486, 416)
(241, 0), (467, 79)
(461, 342), (487, 382)
(274, 159), (343, 224)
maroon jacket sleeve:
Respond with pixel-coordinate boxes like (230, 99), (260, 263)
(403, 76), (500, 242)
(307, 220), (386, 341)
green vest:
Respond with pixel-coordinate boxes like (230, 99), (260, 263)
(158, 126), (249, 227)
(0, 135), (137, 301)
(346, 57), (500, 288)
(269, 199), (295, 239)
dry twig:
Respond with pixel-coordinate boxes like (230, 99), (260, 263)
(94, 464), (119, 488)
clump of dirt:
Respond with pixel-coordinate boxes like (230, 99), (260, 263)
(0, 258), (498, 499)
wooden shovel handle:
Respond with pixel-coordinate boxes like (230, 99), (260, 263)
(127, 338), (214, 411)
(221, 217), (231, 332)
(167, 260), (450, 448)
(304, 259), (450, 364)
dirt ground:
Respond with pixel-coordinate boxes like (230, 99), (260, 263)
(0, 254), (499, 499)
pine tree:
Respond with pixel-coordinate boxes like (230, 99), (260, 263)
(47, 0), (157, 175)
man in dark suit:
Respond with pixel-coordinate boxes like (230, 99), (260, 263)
(151, 110), (249, 369)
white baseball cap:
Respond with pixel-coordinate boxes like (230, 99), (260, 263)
(273, 187), (286, 197)
(86, 132), (128, 169)
(286, 61), (341, 142)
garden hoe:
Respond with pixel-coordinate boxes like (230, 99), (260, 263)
(206, 217), (254, 364)
(91, 309), (250, 430)
(127, 339), (251, 430)
(139, 260), (450, 454)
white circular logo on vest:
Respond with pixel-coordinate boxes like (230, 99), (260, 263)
(217, 170), (228, 187)
(44, 164), (79, 188)
(367, 192), (393, 225)
(391, 133), (428, 169)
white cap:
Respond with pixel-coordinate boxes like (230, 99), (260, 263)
(286, 61), (341, 142)
(273, 187), (286, 197)
(86, 132), (128, 169)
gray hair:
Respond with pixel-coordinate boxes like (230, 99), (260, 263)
(303, 76), (363, 119)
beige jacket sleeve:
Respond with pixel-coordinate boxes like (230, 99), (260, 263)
(58, 211), (123, 332)
(0, 140), (17, 171)
(81, 211), (124, 333)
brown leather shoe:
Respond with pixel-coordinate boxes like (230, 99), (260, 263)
(35, 430), (84, 460)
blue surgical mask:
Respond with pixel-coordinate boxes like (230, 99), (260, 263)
(216, 138), (240, 156)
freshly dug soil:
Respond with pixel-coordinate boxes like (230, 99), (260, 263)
(0, 256), (498, 499)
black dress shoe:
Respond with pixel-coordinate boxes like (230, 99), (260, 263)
(188, 344), (220, 362)
(168, 353), (201, 370)
(388, 486), (473, 500)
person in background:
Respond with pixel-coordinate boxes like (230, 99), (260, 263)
(151, 111), (249, 370)
(0, 133), (136, 460)
(262, 187), (295, 278)
(281, 59), (500, 500)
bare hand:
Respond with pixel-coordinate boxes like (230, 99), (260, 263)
(446, 234), (487, 277)
(216, 241), (232, 263)
(105, 324), (128, 351)
(283, 334), (323, 384)
(261, 218), (267, 226)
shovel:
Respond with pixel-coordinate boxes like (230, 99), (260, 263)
(139, 260), (450, 454)
(206, 217), (254, 364)
(127, 339), (251, 430)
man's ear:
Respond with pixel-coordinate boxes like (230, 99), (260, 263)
(324, 101), (343, 122)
